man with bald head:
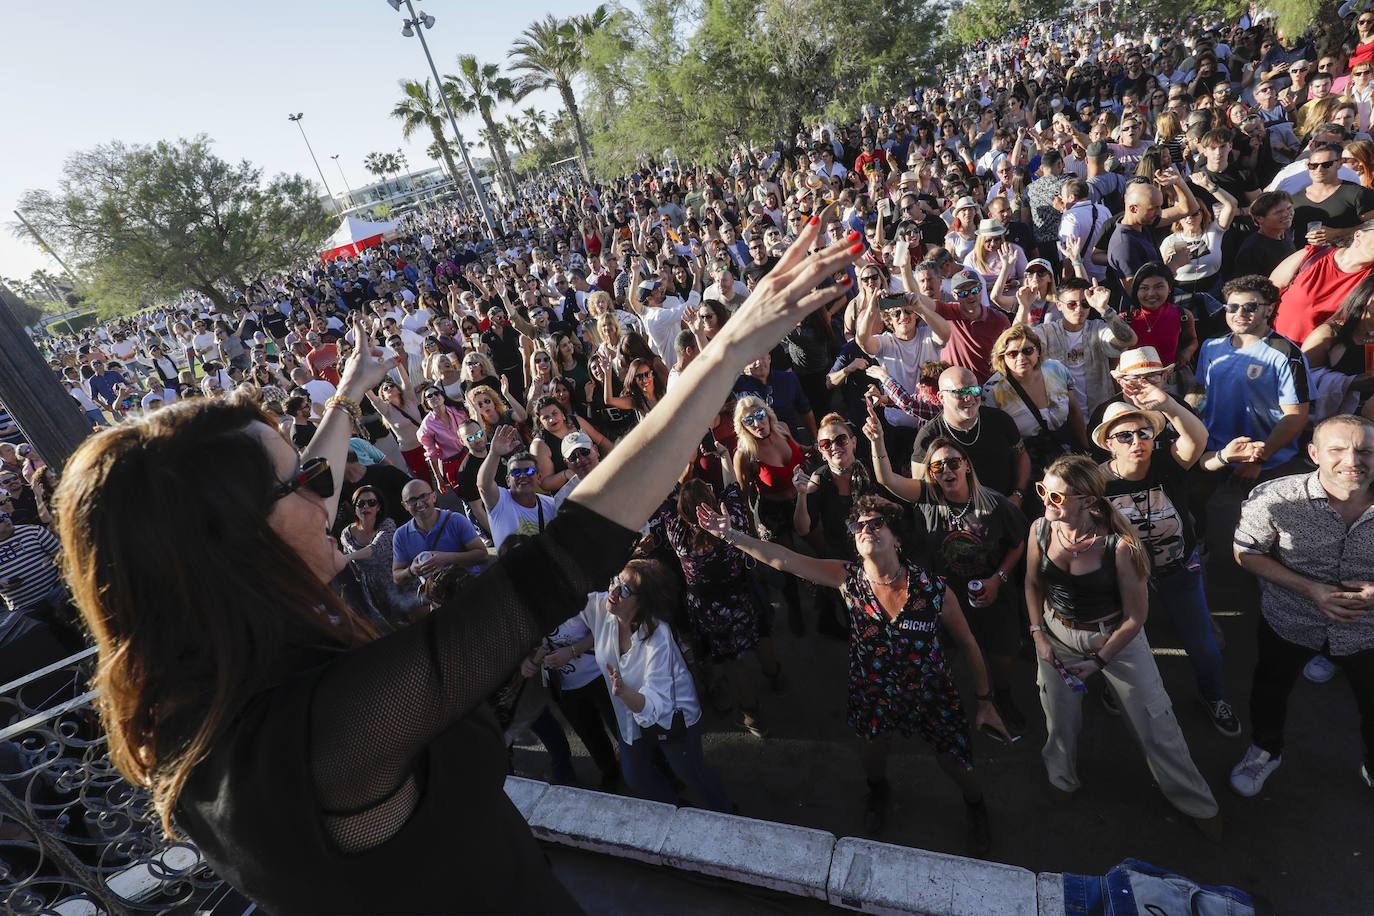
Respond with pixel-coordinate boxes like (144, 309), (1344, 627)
(391, 478), (489, 590)
(910, 366), (1031, 508)
(1107, 182), (1193, 296)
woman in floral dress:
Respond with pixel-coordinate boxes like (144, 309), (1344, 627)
(653, 444), (781, 737)
(697, 493), (1008, 855)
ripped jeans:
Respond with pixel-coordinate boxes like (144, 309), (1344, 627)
(1037, 612), (1219, 818)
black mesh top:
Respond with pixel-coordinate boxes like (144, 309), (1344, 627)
(177, 500), (637, 914)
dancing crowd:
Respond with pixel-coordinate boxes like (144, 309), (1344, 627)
(9, 3), (1374, 886)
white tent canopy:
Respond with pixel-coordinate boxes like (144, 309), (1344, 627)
(322, 216), (400, 252)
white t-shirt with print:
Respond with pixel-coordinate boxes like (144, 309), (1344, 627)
(489, 488), (557, 550)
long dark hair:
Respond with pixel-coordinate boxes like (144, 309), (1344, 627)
(1326, 272), (1374, 334)
(57, 397), (375, 836)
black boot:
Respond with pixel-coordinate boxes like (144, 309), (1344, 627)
(863, 779), (889, 834)
(965, 797), (991, 857)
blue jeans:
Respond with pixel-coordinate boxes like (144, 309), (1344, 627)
(619, 720), (731, 812)
(84, 408), (106, 428)
(1152, 552), (1225, 700)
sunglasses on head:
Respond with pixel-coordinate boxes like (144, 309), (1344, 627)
(1034, 481), (1081, 506)
(509, 466), (537, 478)
(1107, 427), (1155, 444)
(818, 432), (851, 450)
(742, 408), (769, 425)
(272, 457), (333, 502)
(847, 516), (888, 536)
(928, 456), (965, 474)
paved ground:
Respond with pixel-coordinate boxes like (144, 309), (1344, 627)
(514, 479), (1374, 916)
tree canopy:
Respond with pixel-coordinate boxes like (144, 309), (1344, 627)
(14, 136), (331, 313)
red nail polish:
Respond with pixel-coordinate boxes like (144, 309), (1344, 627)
(847, 230), (861, 241)
(849, 242), (864, 254)
(840, 276), (852, 285)
(810, 216), (820, 226)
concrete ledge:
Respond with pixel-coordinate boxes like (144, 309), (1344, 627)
(1037, 872), (1065, 915)
(827, 837), (1038, 916)
(503, 775), (551, 820)
(659, 808), (835, 900)
(527, 784), (676, 865)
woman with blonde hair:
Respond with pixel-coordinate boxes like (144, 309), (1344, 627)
(525, 346), (562, 405)
(1299, 97), (1341, 143)
(1154, 111), (1184, 165)
(732, 395), (808, 634)
(964, 219), (1027, 290)
(464, 383), (527, 441)
(459, 350), (500, 397)
(1025, 455), (1220, 837)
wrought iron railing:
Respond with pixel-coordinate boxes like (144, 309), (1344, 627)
(0, 649), (226, 915)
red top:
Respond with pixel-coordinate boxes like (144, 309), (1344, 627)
(755, 437), (804, 496)
(1128, 303), (1184, 367)
(583, 231), (602, 257)
(936, 301), (1010, 383)
(1274, 246), (1372, 345)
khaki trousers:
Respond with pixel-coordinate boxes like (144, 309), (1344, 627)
(1037, 612), (1219, 818)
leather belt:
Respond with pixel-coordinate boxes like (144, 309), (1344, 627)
(1052, 610), (1122, 632)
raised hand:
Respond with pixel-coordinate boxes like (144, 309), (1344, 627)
(864, 364), (891, 381)
(491, 424), (520, 457)
(1085, 278), (1112, 314)
(695, 500), (734, 540)
(792, 465), (819, 495)
(862, 400), (885, 445)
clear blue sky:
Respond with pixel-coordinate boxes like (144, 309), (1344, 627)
(0, 0), (598, 283)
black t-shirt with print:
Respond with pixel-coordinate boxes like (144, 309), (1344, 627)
(1101, 449), (1194, 573)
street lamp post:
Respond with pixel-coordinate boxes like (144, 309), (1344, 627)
(288, 113), (341, 216)
(330, 154), (354, 209)
(384, 0), (497, 236)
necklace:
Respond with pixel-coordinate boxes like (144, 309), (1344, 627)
(1057, 522), (1099, 557)
(944, 494), (975, 525)
(942, 413), (982, 445)
(866, 565), (906, 587)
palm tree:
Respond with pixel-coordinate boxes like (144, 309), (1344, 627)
(502, 114), (530, 156)
(443, 55), (520, 196)
(391, 79), (467, 204)
(521, 107), (549, 144)
(508, 11), (599, 175)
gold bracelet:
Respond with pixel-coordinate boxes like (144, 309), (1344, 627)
(325, 395), (361, 422)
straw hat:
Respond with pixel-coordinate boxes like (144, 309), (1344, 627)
(1092, 401), (1166, 450)
(1110, 346), (1175, 379)
(976, 218), (1007, 237)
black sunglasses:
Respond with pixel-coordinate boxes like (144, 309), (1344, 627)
(271, 457), (333, 502)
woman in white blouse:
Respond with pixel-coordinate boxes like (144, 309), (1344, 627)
(578, 558), (731, 811)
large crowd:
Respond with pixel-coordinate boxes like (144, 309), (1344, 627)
(5, 3), (1374, 887)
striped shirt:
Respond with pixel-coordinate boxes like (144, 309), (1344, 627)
(0, 524), (62, 611)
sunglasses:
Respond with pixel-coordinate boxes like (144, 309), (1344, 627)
(928, 456), (965, 474)
(940, 385), (982, 399)
(534, 355), (551, 363)
(635, 370), (654, 381)
(741, 408), (769, 426)
(423, 390), (444, 399)
(609, 577), (638, 599)
(1034, 481), (1082, 506)
(860, 273), (883, 282)
(847, 517), (888, 536)
(1002, 346), (1037, 359)
(818, 432), (852, 451)
(1307, 160), (1338, 170)
(272, 457), (333, 502)
(885, 306), (918, 317)
(1225, 302), (1262, 314)
(954, 287), (981, 299)
(1107, 427), (1156, 444)
(463, 431), (485, 444)
(403, 491), (434, 506)
(509, 466), (538, 478)
(354, 498), (379, 509)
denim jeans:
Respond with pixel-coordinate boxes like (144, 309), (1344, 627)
(1152, 552), (1226, 700)
(619, 720), (731, 812)
(1063, 857), (1258, 916)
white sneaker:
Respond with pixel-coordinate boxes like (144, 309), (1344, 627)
(1363, 764), (1372, 790)
(1303, 655), (1337, 683)
(1230, 744), (1282, 797)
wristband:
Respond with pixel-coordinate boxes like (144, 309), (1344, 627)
(1029, 625), (1044, 634)
(1090, 651), (1108, 669)
(997, 569), (1010, 584)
